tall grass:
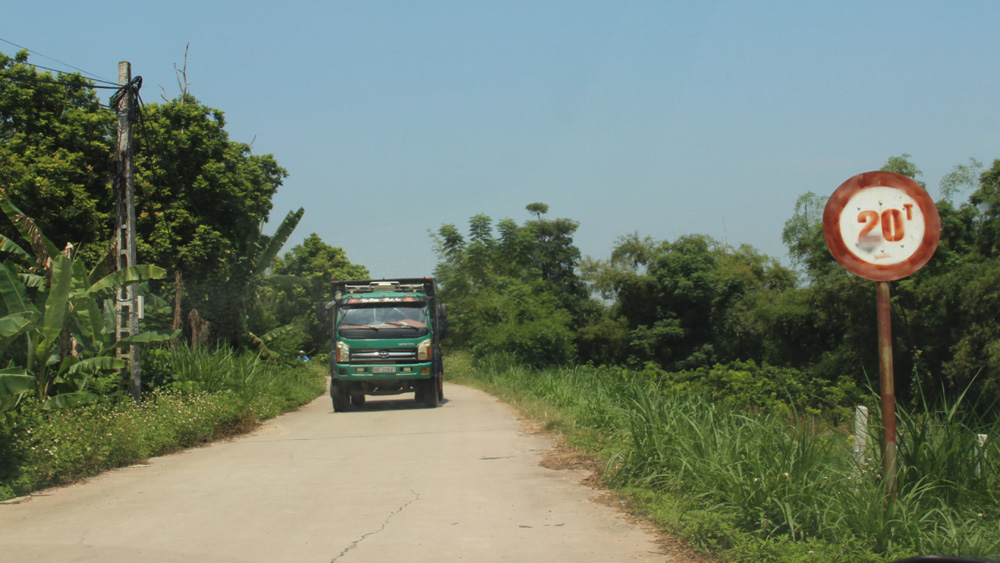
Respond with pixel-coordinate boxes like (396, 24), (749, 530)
(452, 352), (1000, 561)
(0, 347), (325, 501)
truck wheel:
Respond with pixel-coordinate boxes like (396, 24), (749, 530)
(422, 376), (440, 408)
(331, 381), (350, 412)
(433, 350), (445, 401)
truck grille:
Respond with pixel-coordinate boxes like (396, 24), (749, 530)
(349, 348), (418, 364)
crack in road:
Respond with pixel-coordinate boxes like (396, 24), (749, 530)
(330, 490), (420, 562)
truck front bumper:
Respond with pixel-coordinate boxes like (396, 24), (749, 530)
(335, 363), (432, 381)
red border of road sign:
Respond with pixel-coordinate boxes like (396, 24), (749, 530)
(823, 171), (941, 282)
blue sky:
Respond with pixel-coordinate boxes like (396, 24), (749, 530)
(4, 1), (998, 278)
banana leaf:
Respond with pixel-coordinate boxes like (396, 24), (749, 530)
(0, 311), (37, 339)
(38, 255), (73, 357)
(86, 264), (167, 296)
(69, 297), (106, 356)
(0, 371), (34, 396)
(19, 272), (46, 288)
(109, 329), (182, 351)
(67, 356), (127, 374)
(253, 207), (304, 274)
(259, 324), (295, 343)
(0, 261), (38, 315)
(41, 391), (97, 410)
(0, 200), (60, 268)
(0, 233), (32, 262)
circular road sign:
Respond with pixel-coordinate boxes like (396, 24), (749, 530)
(823, 171), (940, 281)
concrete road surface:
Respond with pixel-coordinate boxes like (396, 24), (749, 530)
(0, 383), (671, 562)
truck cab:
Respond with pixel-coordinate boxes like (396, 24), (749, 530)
(325, 279), (446, 411)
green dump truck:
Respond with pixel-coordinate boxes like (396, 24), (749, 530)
(324, 278), (447, 411)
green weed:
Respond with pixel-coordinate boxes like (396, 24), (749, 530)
(0, 349), (325, 501)
(448, 351), (1000, 561)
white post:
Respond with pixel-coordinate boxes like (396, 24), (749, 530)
(854, 406), (869, 468)
(975, 434), (988, 477)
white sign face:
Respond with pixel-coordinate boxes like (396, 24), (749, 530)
(839, 186), (927, 266)
(823, 171), (940, 281)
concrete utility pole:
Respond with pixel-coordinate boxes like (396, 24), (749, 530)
(114, 61), (141, 402)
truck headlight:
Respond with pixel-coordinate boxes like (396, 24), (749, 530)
(417, 339), (431, 361)
(336, 341), (350, 363)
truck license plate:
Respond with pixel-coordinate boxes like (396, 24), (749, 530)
(372, 366), (396, 374)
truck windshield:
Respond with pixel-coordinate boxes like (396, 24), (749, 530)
(338, 304), (430, 338)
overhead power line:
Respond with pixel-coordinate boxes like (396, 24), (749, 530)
(0, 35), (116, 85)
(0, 74), (120, 89)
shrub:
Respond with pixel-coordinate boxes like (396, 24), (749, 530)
(0, 349), (325, 501)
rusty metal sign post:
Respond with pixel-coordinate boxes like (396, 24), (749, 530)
(823, 171), (940, 498)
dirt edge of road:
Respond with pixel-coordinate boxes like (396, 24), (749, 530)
(516, 412), (718, 563)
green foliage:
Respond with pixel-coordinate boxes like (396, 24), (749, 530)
(0, 348), (325, 500)
(133, 95), (287, 282)
(880, 153), (925, 188)
(125, 93), (296, 347)
(433, 205), (590, 366)
(648, 360), (860, 421)
(588, 233), (798, 371)
(467, 279), (576, 366)
(206, 206), (304, 347)
(453, 354), (1000, 561)
(267, 233), (369, 355)
(0, 50), (115, 266)
(940, 158), (984, 203)
(970, 159), (1000, 256)
(0, 202), (176, 409)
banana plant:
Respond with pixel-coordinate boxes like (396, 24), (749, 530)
(0, 200), (179, 410)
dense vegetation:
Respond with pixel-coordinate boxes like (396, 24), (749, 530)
(450, 354), (1000, 562)
(0, 51), (348, 499)
(3, 45), (999, 560)
(1, 350), (325, 500)
(435, 155), (1000, 417)
(431, 156), (999, 557)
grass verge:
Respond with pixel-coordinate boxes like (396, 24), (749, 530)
(0, 348), (326, 502)
(446, 351), (1000, 562)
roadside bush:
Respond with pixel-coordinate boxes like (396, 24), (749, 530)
(639, 360), (862, 422)
(451, 353), (1000, 561)
(0, 349), (325, 501)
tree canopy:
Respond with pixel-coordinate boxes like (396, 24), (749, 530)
(267, 233), (369, 354)
(0, 50), (115, 264)
(433, 204), (587, 366)
(0, 49), (311, 353)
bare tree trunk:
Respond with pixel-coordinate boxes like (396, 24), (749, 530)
(171, 271), (183, 349)
(188, 309), (209, 349)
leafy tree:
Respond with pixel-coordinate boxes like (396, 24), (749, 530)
(781, 192), (838, 283)
(208, 207), (303, 348)
(133, 95), (286, 282)
(433, 205), (586, 366)
(940, 158), (984, 203)
(0, 50), (114, 265)
(881, 153), (925, 188)
(266, 233), (369, 355)
(131, 95), (290, 345)
(588, 234), (797, 371)
(523, 206), (587, 309)
(970, 159), (1000, 256)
